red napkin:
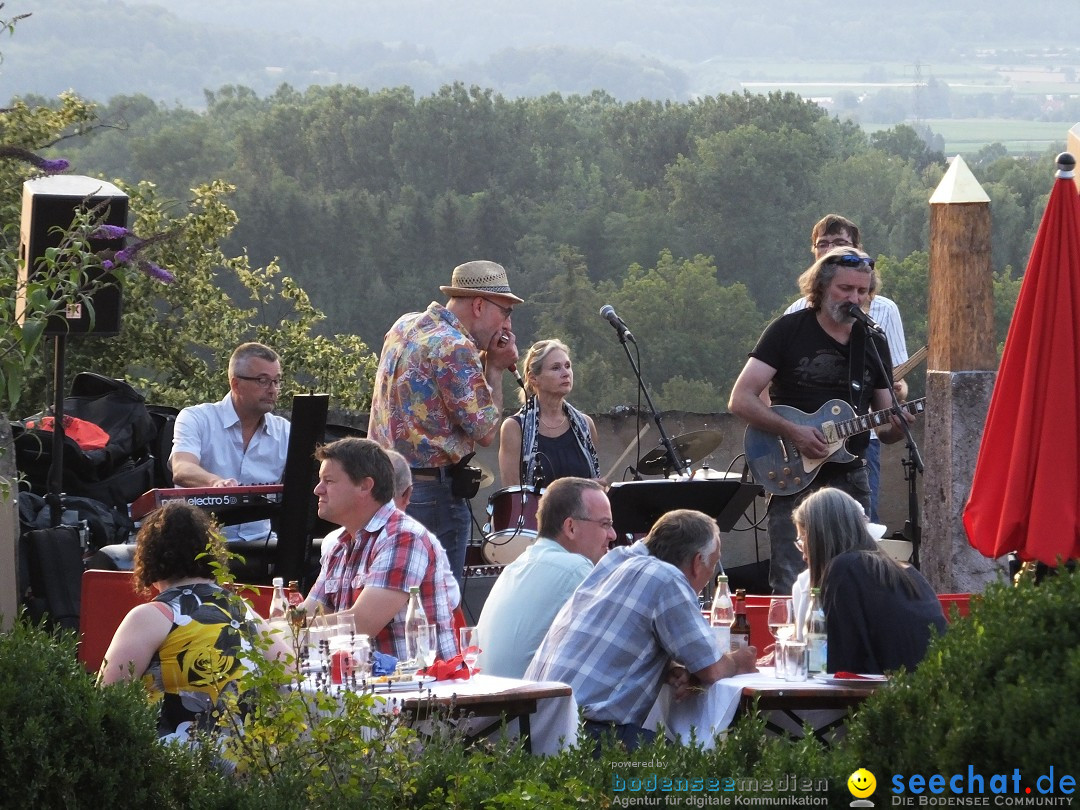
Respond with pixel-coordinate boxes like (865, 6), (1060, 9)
(834, 671), (883, 680)
(419, 651), (479, 680)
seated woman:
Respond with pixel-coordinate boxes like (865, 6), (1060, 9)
(99, 501), (290, 737)
(793, 488), (947, 674)
(498, 338), (601, 488)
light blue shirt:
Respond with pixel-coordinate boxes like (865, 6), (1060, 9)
(170, 394), (290, 542)
(476, 537), (592, 678)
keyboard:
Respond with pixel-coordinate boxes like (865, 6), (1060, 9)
(130, 484), (284, 523)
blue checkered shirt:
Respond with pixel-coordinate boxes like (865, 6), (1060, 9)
(524, 541), (718, 726)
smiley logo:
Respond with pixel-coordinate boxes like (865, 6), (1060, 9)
(848, 768), (877, 798)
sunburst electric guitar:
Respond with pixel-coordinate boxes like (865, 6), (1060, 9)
(743, 346), (929, 496)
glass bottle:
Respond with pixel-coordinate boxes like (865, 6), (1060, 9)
(709, 575), (735, 653)
(730, 588), (752, 651)
(286, 580), (304, 608)
(804, 587), (828, 674)
(404, 585), (428, 668)
(268, 576), (288, 621)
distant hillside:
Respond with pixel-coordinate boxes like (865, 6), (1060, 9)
(0, 0), (1069, 108)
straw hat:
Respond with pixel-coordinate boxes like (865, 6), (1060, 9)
(439, 260), (523, 304)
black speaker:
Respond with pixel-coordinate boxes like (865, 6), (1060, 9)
(17, 175), (128, 336)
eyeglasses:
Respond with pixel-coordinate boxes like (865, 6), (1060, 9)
(825, 254), (875, 269)
(573, 515), (615, 531)
(814, 237), (853, 251)
(235, 374), (284, 389)
(794, 537), (806, 554)
(482, 298), (514, 318)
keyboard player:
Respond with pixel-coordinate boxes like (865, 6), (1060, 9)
(168, 342), (290, 543)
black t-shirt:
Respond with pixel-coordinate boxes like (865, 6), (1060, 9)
(750, 309), (891, 455)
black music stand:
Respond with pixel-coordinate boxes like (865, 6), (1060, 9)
(273, 393), (329, 584)
(606, 478), (762, 539)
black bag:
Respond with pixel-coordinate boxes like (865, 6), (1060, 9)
(14, 372), (156, 509)
(19, 491), (135, 551)
(449, 452), (483, 500)
(147, 404), (179, 488)
(19, 526), (84, 631)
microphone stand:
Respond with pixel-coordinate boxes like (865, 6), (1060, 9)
(612, 328), (688, 478)
(865, 325), (925, 568)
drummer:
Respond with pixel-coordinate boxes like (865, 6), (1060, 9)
(498, 338), (602, 489)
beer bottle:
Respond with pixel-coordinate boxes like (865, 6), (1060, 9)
(730, 588), (752, 651)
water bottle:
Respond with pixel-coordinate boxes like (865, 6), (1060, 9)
(268, 577), (288, 621)
(404, 586), (428, 668)
(804, 587), (827, 674)
(709, 575), (734, 653)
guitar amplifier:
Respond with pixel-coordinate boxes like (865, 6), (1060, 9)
(461, 564), (504, 624)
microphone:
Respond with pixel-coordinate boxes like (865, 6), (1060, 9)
(599, 305), (635, 343)
(511, 367), (525, 390)
(844, 303), (884, 334)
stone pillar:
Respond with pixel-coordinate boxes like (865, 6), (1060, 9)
(0, 418), (19, 631)
(922, 156), (1004, 592)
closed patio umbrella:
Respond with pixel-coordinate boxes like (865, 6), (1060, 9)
(963, 153), (1080, 565)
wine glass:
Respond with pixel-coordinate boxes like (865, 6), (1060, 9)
(418, 623), (439, 670)
(459, 626), (480, 675)
(767, 598), (794, 642)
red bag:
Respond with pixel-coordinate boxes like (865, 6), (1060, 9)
(23, 415), (110, 451)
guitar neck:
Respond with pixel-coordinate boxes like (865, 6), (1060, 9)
(833, 398), (926, 441)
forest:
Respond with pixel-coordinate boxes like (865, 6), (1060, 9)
(1, 0), (1055, 416)
(42, 81), (1042, 414)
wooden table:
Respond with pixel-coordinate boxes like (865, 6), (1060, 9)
(309, 674), (577, 755)
(734, 669), (884, 743)
(397, 677), (574, 753)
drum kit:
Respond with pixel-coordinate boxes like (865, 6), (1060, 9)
(480, 428), (730, 565)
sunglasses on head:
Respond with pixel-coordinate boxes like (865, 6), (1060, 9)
(826, 254), (875, 269)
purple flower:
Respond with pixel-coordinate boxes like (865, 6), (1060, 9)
(0, 146), (69, 173)
(138, 260), (175, 284)
(101, 259), (115, 270)
(38, 158), (70, 174)
(112, 247), (135, 265)
(90, 224), (129, 240)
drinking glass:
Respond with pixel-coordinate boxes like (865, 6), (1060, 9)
(418, 623), (439, 669)
(459, 626), (480, 674)
(767, 598), (793, 641)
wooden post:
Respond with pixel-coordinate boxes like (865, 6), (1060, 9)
(927, 156), (996, 372)
(922, 156), (1002, 592)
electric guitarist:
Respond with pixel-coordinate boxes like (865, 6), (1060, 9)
(728, 247), (914, 594)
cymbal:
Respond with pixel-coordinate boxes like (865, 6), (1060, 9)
(638, 430), (724, 475)
(477, 464), (496, 490)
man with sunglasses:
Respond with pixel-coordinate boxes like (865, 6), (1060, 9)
(169, 342), (290, 542)
(476, 477), (614, 678)
(783, 214), (910, 522)
(368, 260), (522, 589)
(729, 247), (912, 594)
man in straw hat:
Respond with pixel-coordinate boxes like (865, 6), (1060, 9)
(368, 260), (522, 587)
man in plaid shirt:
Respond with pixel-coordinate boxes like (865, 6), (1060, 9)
(525, 509), (757, 751)
(302, 438), (457, 661)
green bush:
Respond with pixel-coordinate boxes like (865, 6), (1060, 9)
(847, 568), (1080, 776)
(0, 617), (234, 808)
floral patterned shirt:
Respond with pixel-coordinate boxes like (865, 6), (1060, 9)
(367, 302), (500, 468)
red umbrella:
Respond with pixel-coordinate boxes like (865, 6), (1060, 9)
(964, 153), (1080, 565)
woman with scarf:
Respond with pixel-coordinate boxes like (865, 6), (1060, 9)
(498, 338), (601, 488)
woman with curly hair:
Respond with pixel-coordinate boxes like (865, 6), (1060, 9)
(99, 501), (289, 736)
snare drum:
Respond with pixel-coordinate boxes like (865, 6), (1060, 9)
(483, 485), (543, 565)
